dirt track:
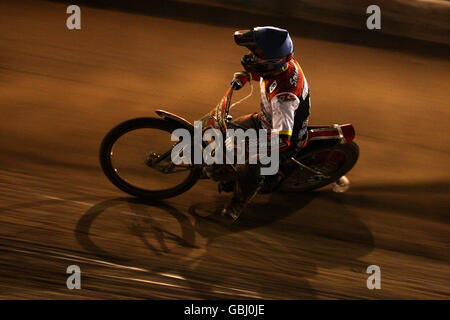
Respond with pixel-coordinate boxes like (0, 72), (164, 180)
(0, 1), (449, 299)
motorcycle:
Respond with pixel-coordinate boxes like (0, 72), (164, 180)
(99, 84), (359, 199)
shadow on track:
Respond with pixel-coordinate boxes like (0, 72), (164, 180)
(186, 190), (375, 298)
(74, 190), (374, 298)
(75, 197), (197, 263)
(188, 191), (317, 243)
(333, 180), (450, 222)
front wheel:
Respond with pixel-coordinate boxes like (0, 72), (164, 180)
(99, 117), (202, 200)
(280, 141), (359, 192)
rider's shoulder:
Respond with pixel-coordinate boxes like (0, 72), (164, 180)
(266, 59), (304, 101)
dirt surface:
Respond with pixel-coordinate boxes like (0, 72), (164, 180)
(0, 0), (449, 299)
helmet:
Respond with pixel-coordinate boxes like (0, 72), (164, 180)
(234, 26), (294, 75)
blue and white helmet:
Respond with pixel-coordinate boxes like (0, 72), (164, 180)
(234, 26), (294, 75)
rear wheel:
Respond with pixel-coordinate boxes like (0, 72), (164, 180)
(99, 117), (201, 199)
(280, 142), (359, 192)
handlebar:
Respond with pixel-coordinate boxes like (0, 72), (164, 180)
(210, 83), (253, 132)
(224, 86), (235, 117)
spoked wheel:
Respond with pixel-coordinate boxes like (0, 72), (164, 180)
(99, 117), (201, 200)
(280, 142), (359, 192)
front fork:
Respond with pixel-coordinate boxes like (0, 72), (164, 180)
(145, 142), (192, 174)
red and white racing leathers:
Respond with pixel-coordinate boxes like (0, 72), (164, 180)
(251, 57), (310, 153)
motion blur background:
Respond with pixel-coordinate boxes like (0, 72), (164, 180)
(0, 0), (449, 299)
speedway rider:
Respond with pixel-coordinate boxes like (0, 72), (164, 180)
(219, 26), (311, 220)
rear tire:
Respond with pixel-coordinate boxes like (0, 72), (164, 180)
(280, 141), (359, 192)
(99, 117), (202, 200)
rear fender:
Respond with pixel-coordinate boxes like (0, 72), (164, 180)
(300, 124), (355, 152)
(307, 124), (355, 144)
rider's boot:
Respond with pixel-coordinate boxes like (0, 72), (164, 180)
(221, 196), (246, 221)
(221, 164), (262, 221)
(218, 180), (235, 193)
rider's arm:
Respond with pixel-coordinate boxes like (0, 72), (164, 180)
(249, 72), (260, 82)
(231, 71), (260, 90)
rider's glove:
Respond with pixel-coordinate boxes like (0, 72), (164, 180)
(231, 71), (251, 90)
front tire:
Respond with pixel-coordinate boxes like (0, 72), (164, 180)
(99, 117), (202, 200)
